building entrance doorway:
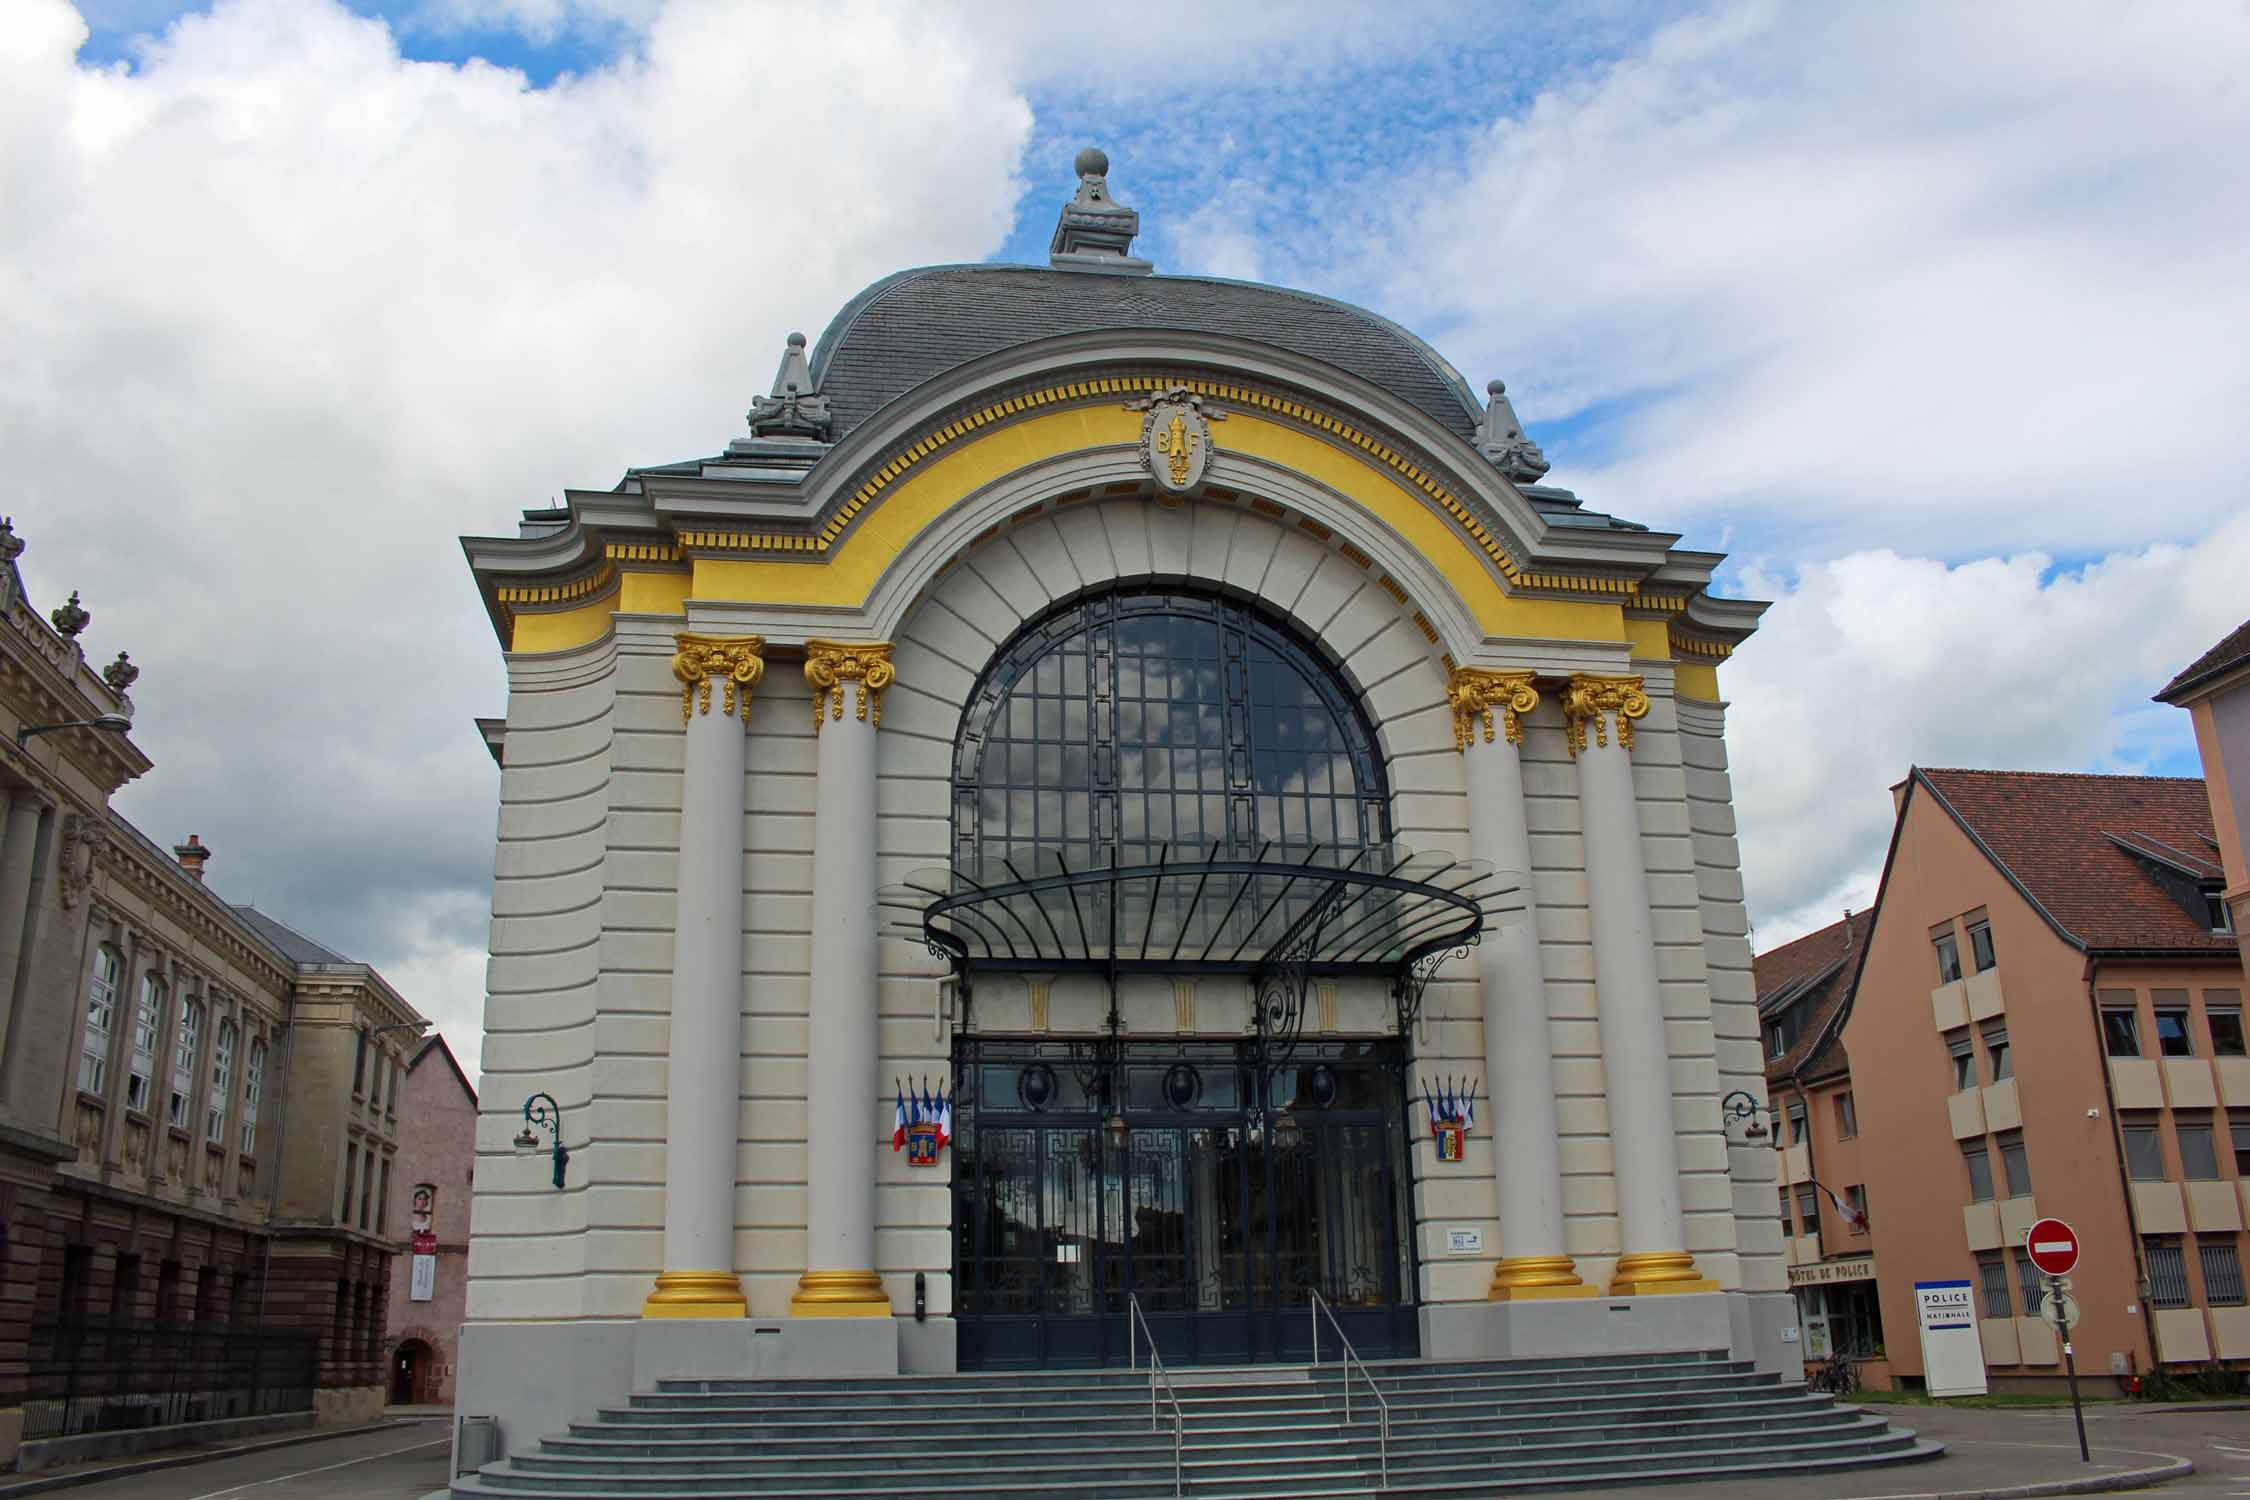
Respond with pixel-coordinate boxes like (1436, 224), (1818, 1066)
(391, 1339), (431, 1405)
(952, 1036), (1417, 1370)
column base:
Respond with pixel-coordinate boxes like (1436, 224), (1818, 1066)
(1608, 1250), (1720, 1297)
(642, 1270), (749, 1319)
(790, 1269), (893, 1317)
(1488, 1255), (1599, 1301)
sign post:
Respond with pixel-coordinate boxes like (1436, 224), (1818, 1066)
(2026, 1218), (2087, 1463)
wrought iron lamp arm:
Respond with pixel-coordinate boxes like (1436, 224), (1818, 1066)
(516, 1091), (571, 1189)
(1719, 1089), (1770, 1141)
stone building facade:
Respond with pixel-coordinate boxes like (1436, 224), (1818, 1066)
(0, 524), (425, 1465)
(455, 152), (1792, 1450)
(384, 1035), (477, 1406)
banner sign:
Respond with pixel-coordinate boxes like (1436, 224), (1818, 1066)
(1789, 1258), (1877, 1287)
(410, 1253), (436, 1302)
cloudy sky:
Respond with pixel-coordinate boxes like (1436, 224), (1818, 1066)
(9, 0), (2246, 1079)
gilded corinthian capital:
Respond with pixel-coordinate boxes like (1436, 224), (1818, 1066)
(804, 640), (897, 731)
(1561, 673), (1650, 756)
(1446, 668), (1540, 751)
(672, 633), (767, 724)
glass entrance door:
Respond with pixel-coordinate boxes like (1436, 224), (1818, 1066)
(952, 1037), (1417, 1369)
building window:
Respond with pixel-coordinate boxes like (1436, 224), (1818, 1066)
(127, 975), (165, 1113)
(1934, 931), (1963, 985)
(168, 999), (203, 1130)
(155, 1259), (182, 1324)
(2145, 1240), (2190, 1309)
(207, 1021), (235, 1146)
(2202, 1243), (2247, 1307)
(1996, 1130), (2033, 1197)
(1795, 1184), (1820, 1240)
(81, 946), (121, 1095)
(1967, 919), (1996, 973)
(241, 1037), (265, 1155)
(2211, 1005), (2245, 1057)
(1834, 1091), (1858, 1140)
(1767, 1022), (1786, 1060)
(2013, 1247), (2043, 1313)
(2235, 1120), (2250, 1175)
(1948, 1033), (1976, 1091)
(342, 1143), (358, 1223)
(194, 1264), (217, 1323)
(2122, 1119), (2166, 1180)
(1977, 1252), (2011, 1318)
(2155, 1005), (2194, 1057)
(353, 1027), (368, 1096)
(360, 1151), (376, 1231)
(377, 1158), (392, 1235)
(60, 1245), (90, 1319)
(1846, 1184), (1870, 1233)
(1964, 1144), (1995, 1202)
(2177, 1121), (2220, 1180)
(1787, 1098), (1808, 1145)
(2210, 887), (2235, 934)
(2102, 1008), (2141, 1058)
(1983, 1026), (2012, 1083)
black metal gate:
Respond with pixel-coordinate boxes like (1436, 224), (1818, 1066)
(952, 1036), (1418, 1370)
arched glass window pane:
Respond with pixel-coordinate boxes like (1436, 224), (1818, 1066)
(953, 589), (1389, 881)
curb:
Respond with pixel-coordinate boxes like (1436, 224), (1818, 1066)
(1852, 1455), (2195, 1500)
(0, 1416), (440, 1498)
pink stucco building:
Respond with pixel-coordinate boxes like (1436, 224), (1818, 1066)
(383, 1035), (477, 1405)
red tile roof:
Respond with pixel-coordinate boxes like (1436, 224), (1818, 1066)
(1915, 768), (2231, 954)
(2156, 616), (2250, 703)
(1755, 908), (1873, 1081)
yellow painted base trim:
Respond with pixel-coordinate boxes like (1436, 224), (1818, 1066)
(642, 1269), (748, 1319)
(1607, 1251), (1721, 1297)
(1487, 1255), (1599, 1301)
(790, 1269), (892, 1318)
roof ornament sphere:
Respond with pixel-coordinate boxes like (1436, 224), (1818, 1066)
(1051, 146), (1151, 275)
(1478, 376), (1551, 484)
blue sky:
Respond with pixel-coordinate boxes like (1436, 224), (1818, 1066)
(13, 0), (2246, 1070)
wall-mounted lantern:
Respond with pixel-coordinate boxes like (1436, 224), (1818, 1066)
(1720, 1089), (1769, 1142)
(514, 1092), (570, 1188)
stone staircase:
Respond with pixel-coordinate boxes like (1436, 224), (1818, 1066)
(452, 1348), (1941, 1499)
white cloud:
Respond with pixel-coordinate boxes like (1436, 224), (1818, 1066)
(1367, 1), (2250, 557)
(3, 0), (1034, 1080)
(1725, 511), (2250, 949)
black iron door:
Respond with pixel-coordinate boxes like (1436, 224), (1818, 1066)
(952, 1037), (1417, 1369)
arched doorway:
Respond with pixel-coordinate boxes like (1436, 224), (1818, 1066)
(934, 585), (1449, 1370)
(391, 1338), (432, 1405)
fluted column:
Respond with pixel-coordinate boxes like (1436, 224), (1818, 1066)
(1566, 674), (1716, 1296)
(644, 632), (765, 1318)
(793, 641), (895, 1317)
(1450, 670), (1591, 1301)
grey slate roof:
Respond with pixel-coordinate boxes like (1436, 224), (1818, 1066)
(806, 265), (1487, 447)
(229, 904), (352, 966)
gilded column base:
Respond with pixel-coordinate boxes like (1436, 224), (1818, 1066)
(1607, 1250), (1720, 1297)
(642, 1270), (748, 1319)
(1487, 1254), (1599, 1301)
(790, 1269), (893, 1318)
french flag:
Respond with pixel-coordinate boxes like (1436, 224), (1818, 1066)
(936, 1083), (953, 1151)
(892, 1079), (909, 1153)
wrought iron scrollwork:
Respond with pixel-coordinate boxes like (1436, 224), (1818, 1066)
(1392, 935), (1479, 1037)
(1248, 880), (1356, 1068)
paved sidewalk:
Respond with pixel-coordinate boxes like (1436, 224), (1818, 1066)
(0, 1412), (448, 1499)
(1566, 1400), (2221, 1500)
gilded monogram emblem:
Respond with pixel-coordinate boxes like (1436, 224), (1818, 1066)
(1128, 386), (1223, 496)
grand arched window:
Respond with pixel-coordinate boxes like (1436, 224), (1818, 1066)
(952, 588), (1390, 879)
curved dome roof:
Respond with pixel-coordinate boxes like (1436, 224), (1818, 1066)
(806, 264), (1487, 447)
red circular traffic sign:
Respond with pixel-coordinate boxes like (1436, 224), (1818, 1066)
(2025, 1217), (2080, 1277)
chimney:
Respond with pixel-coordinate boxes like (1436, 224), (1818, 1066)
(174, 834), (211, 882)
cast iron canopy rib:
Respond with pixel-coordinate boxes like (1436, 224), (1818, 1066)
(878, 841), (1520, 978)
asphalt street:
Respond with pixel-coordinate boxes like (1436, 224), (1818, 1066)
(24, 1402), (2248, 1500)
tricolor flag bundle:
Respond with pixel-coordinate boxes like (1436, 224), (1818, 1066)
(892, 1076), (953, 1154)
(1818, 1180), (1868, 1234)
(1422, 1076), (1478, 1131)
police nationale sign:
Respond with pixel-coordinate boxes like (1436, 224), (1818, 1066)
(1788, 1258), (1877, 1288)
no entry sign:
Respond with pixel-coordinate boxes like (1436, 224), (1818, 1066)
(2026, 1218), (2080, 1277)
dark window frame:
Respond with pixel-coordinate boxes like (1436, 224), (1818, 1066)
(1967, 919), (1996, 973)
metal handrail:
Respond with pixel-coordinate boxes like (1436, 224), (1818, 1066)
(1309, 1289), (1390, 1489)
(1126, 1294), (1186, 1499)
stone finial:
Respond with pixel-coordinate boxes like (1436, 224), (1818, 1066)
(1478, 379), (1550, 484)
(0, 517), (22, 566)
(1049, 146), (1153, 275)
(174, 834), (212, 882)
(51, 590), (89, 639)
(102, 650), (139, 693)
(745, 332), (834, 441)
